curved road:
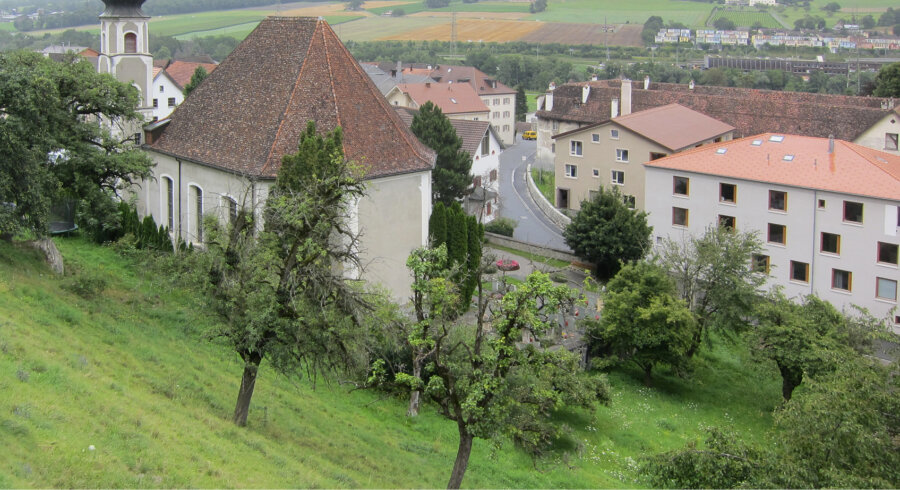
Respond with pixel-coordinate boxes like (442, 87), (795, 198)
(497, 140), (571, 252)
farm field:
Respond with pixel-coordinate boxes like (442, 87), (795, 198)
(335, 16), (447, 42)
(531, 0), (713, 26)
(174, 15), (362, 41)
(708, 9), (784, 28)
(520, 23), (643, 47)
(0, 22), (14, 31)
(382, 18), (543, 42)
(148, 10), (269, 38)
(0, 237), (782, 488)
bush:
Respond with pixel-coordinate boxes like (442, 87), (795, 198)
(64, 273), (109, 299)
(484, 217), (517, 237)
(549, 271), (568, 283)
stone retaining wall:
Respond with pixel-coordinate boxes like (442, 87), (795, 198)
(525, 163), (571, 229)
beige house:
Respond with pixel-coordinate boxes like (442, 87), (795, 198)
(552, 104), (734, 211)
(141, 17), (435, 298)
(854, 107), (900, 157)
(385, 82), (489, 122)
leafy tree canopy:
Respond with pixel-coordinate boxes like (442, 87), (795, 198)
(410, 101), (473, 205)
(873, 62), (900, 97)
(0, 50), (152, 239)
(563, 186), (651, 281)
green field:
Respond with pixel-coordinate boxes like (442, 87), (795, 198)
(532, 0), (713, 26)
(149, 10), (269, 38)
(0, 237), (782, 487)
(174, 15), (363, 41)
(432, 1), (531, 13)
(0, 22), (15, 31)
(709, 9), (784, 28)
(367, 1), (431, 16)
(333, 16), (446, 42)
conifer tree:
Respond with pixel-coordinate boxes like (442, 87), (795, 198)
(429, 201), (448, 248)
(410, 102), (472, 205)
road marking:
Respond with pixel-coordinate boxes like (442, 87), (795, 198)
(510, 163), (566, 240)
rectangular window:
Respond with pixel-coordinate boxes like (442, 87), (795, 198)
(611, 170), (624, 185)
(818, 199), (826, 209)
(768, 190), (786, 211)
(751, 254), (770, 274)
(616, 149), (629, 162)
(489, 169), (497, 182)
(493, 111), (500, 119)
(473, 175), (482, 188)
(564, 164), (577, 178)
(886, 132), (899, 151)
(592, 168), (599, 177)
(195, 187), (203, 243)
(767, 223), (786, 245)
(624, 195), (636, 209)
(843, 200), (863, 223)
(720, 183), (736, 203)
(592, 133), (600, 143)
(226, 197), (238, 224)
(650, 152), (667, 161)
(168, 97), (176, 107)
(159, 85), (164, 93)
(821, 232), (840, 254)
(481, 133), (490, 156)
(502, 124), (509, 132)
(718, 215), (735, 229)
(153, 98), (159, 108)
(673, 176), (689, 196)
(503, 97), (510, 104)
(877, 242), (899, 265)
(570, 141), (583, 156)
(790, 261), (809, 282)
(876, 277), (897, 301)
(672, 207), (688, 226)
(832, 269), (852, 291)
(610, 129), (619, 139)
(493, 98), (500, 105)
(503, 111), (510, 118)
(552, 121), (559, 131)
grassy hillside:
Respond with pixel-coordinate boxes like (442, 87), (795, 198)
(0, 238), (782, 487)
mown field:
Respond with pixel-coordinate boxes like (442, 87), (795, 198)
(173, 15), (363, 41)
(531, 0), (713, 26)
(0, 237), (784, 487)
(709, 9), (784, 28)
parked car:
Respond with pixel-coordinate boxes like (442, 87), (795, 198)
(522, 130), (536, 140)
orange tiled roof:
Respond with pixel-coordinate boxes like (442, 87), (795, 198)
(395, 82), (489, 115)
(644, 133), (900, 201)
(164, 60), (218, 89)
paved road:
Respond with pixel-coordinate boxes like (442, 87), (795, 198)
(498, 139), (571, 251)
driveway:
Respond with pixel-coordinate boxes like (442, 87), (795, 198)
(498, 139), (571, 251)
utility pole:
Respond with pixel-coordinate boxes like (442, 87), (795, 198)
(450, 11), (457, 58)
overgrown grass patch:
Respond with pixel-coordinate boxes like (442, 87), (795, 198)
(0, 236), (782, 487)
(531, 166), (556, 204)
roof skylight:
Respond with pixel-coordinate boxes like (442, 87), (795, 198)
(450, 98), (457, 104)
(769, 135), (785, 143)
(716, 148), (727, 154)
(783, 154), (794, 161)
(751, 139), (763, 146)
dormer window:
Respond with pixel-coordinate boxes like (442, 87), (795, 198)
(124, 32), (137, 53)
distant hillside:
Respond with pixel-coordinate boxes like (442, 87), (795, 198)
(0, 238), (779, 487)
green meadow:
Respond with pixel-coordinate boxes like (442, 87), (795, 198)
(1, 237), (784, 487)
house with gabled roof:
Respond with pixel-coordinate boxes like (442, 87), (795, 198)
(395, 107), (504, 223)
(386, 82), (489, 122)
(141, 17), (436, 297)
(644, 133), (900, 331)
(149, 60), (218, 122)
(427, 65), (518, 146)
(551, 103), (734, 211)
(536, 78), (897, 167)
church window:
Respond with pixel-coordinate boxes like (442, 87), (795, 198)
(124, 32), (137, 54)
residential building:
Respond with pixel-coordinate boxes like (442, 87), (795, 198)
(644, 133), (900, 332)
(360, 62), (435, 96)
(552, 103), (734, 211)
(141, 17), (436, 298)
(535, 78), (897, 166)
(394, 107), (504, 223)
(428, 65), (517, 146)
(855, 107), (900, 157)
(149, 60), (218, 121)
(386, 82), (490, 122)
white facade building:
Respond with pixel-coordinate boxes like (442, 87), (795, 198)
(644, 133), (900, 332)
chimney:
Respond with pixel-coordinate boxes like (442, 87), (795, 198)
(582, 85), (590, 104)
(643, 75), (650, 90)
(689, 79), (695, 90)
(611, 97), (619, 118)
(425, 82), (431, 88)
(828, 134), (834, 153)
(621, 80), (632, 116)
(591, 74), (598, 81)
(546, 91), (553, 111)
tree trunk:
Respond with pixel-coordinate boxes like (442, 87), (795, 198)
(447, 428), (474, 489)
(642, 363), (653, 387)
(407, 359), (423, 417)
(779, 364), (802, 402)
(233, 351), (262, 427)
(686, 324), (703, 358)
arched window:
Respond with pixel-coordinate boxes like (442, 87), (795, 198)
(124, 32), (137, 53)
(162, 176), (174, 230)
(190, 185), (203, 243)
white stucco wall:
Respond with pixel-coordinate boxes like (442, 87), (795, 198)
(141, 151), (430, 299)
(481, 93), (516, 146)
(645, 166), (900, 332)
(151, 73), (183, 122)
(854, 113), (900, 156)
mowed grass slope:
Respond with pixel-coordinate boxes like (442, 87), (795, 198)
(0, 238), (782, 487)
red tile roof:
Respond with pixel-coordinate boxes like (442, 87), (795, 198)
(428, 65), (516, 95)
(394, 82), (489, 115)
(150, 17), (435, 180)
(164, 60), (218, 90)
(538, 79), (896, 142)
(644, 133), (900, 201)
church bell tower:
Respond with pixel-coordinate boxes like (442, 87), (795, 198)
(98, 0), (153, 113)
